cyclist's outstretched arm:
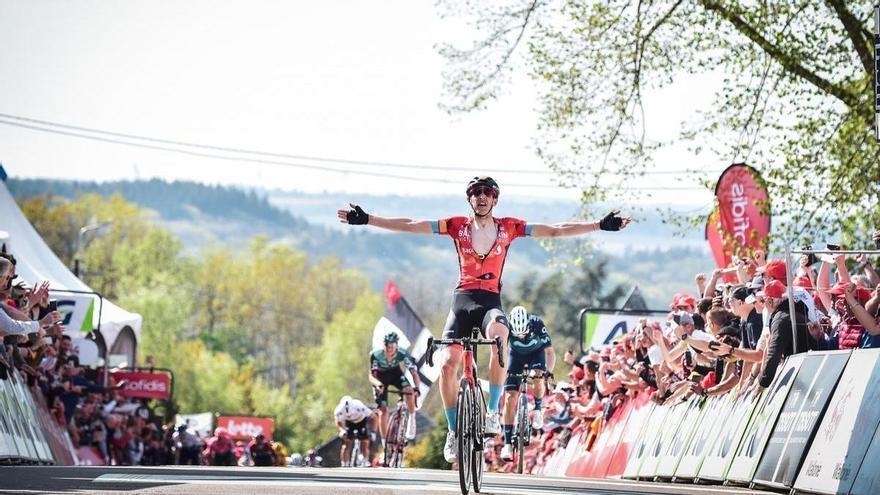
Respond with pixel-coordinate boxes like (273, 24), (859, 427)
(529, 210), (630, 238)
(336, 204), (433, 234)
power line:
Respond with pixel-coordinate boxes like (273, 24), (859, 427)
(0, 117), (707, 191)
(0, 112), (549, 175)
(0, 111), (700, 176)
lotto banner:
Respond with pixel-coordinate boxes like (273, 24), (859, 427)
(217, 415), (274, 441)
(753, 351), (849, 489)
(796, 349), (880, 495)
(726, 355), (804, 484)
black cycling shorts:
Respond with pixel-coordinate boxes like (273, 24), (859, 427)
(441, 289), (508, 340)
(344, 419), (370, 440)
(504, 349), (547, 391)
(372, 369), (411, 407)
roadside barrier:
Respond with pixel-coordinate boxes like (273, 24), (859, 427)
(0, 368), (78, 465)
(529, 349), (880, 495)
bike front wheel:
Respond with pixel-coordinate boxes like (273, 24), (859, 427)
(457, 378), (473, 494)
(472, 382), (485, 492)
(384, 411), (400, 468)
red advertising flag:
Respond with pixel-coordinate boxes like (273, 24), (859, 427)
(384, 280), (402, 308)
(217, 416), (274, 441)
(110, 370), (171, 400)
(705, 163), (771, 274)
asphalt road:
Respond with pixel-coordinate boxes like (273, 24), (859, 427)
(0, 466), (778, 495)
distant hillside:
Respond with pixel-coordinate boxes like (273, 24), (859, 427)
(6, 178), (713, 309)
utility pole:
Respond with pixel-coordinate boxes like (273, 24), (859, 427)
(73, 221), (112, 277)
(875, 3), (879, 141)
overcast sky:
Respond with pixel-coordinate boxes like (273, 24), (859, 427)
(0, 1), (725, 207)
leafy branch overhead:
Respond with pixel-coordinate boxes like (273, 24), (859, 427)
(439, 0), (880, 246)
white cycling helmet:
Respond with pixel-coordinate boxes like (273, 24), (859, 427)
(340, 395), (352, 413)
(508, 306), (529, 337)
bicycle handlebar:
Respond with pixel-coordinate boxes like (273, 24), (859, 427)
(425, 335), (505, 369)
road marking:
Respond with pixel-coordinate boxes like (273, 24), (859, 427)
(93, 473), (624, 495)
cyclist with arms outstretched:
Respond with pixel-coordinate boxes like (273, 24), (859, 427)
(369, 331), (421, 441)
(337, 176), (630, 463)
(500, 305), (555, 461)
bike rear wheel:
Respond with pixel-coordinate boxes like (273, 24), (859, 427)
(396, 411), (408, 468)
(457, 378), (472, 494)
(516, 395), (527, 474)
(384, 410), (400, 468)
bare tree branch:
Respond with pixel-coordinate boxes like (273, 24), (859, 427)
(824, 0), (874, 78)
(700, 0), (862, 110)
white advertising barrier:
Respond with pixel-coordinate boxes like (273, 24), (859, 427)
(795, 349), (880, 495)
(753, 352), (850, 490)
(675, 394), (732, 480)
(11, 372), (53, 462)
(726, 354), (805, 484)
(0, 375), (20, 460)
(656, 396), (704, 479)
(850, 414), (880, 495)
(1, 375), (34, 461)
(540, 433), (574, 477)
(175, 412), (214, 438)
(641, 400), (688, 479)
(637, 402), (682, 479)
(622, 402), (658, 479)
(698, 386), (764, 481)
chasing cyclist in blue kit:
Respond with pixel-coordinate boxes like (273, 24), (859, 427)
(500, 306), (555, 461)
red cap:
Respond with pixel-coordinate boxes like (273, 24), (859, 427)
(827, 284), (873, 304)
(569, 367), (585, 381)
(757, 259), (787, 281)
(757, 280), (787, 299)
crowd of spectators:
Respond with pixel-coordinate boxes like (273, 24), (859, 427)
(1, 249), (296, 467)
(1, 250), (171, 465)
(488, 232), (880, 473)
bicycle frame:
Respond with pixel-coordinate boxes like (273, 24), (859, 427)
(427, 327), (503, 494)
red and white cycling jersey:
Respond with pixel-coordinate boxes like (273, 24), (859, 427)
(432, 216), (531, 293)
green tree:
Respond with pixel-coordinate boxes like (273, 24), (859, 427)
(291, 292), (382, 453)
(439, 1), (879, 246)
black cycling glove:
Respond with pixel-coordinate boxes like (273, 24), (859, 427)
(346, 204), (369, 225)
(599, 209), (625, 231)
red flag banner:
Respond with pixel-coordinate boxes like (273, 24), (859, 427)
(217, 416), (274, 441)
(706, 163), (770, 274)
(384, 281), (402, 308)
(111, 370), (172, 400)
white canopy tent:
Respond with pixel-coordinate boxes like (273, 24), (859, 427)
(0, 170), (142, 366)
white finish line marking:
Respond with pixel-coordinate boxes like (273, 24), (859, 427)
(93, 472), (772, 495)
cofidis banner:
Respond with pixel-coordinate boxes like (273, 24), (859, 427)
(705, 164), (770, 275)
